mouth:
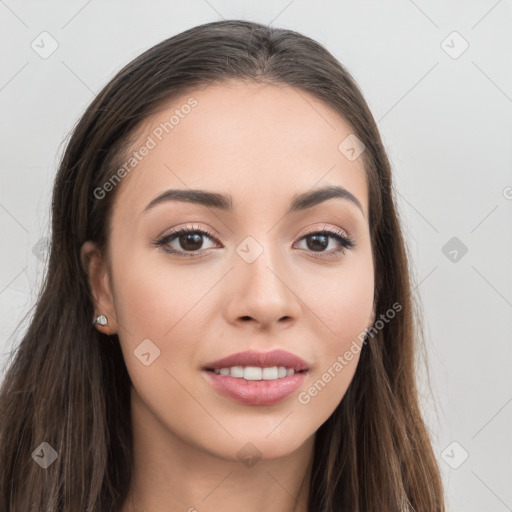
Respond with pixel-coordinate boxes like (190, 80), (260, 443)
(202, 348), (310, 374)
(201, 349), (310, 405)
(204, 366), (308, 380)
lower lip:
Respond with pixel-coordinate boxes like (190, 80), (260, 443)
(202, 370), (308, 405)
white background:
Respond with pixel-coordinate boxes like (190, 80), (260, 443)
(1, 1), (511, 510)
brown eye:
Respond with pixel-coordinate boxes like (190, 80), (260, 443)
(178, 232), (204, 251)
(295, 228), (355, 259)
(155, 227), (220, 257)
(305, 233), (329, 252)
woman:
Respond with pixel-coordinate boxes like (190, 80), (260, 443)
(0, 19), (445, 511)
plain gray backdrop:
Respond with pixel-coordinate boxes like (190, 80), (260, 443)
(1, 1), (511, 511)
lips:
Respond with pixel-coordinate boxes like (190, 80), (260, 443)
(202, 349), (310, 405)
(202, 349), (310, 372)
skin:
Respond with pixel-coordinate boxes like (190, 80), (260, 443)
(81, 80), (375, 512)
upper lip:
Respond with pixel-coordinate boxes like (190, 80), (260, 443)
(203, 349), (309, 372)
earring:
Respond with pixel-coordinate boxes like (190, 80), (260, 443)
(94, 314), (108, 327)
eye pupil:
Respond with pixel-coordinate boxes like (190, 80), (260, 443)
(307, 234), (328, 252)
(180, 233), (203, 251)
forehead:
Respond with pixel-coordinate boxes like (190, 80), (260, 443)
(111, 81), (368, 219)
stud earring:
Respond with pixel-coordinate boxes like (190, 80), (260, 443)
(93, 314), (108, 327)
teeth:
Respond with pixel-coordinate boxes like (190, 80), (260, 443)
(230, 366), (244, 378)
(212, 366), (296, 380)
(244, 367), (262, 380)
(262, 366), (278, 380)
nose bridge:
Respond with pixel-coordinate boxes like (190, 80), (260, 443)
(227, 232), (301, 326)
(236, 233), (286, 296)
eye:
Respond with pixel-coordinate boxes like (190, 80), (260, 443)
(294, 226), (355, 259)
(153, 224), (356, 259)
(154, 225), (220, 257)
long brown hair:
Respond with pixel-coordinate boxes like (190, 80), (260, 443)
(0, 19), (445, 511)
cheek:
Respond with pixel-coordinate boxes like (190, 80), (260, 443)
(110, 248), (216, 340)
(109, 249), (222, 395)
(110, 254), (205, 415)
(300, 253), (374, 345)
(295, 256), (373, 408)
(294, 290), (371, 427)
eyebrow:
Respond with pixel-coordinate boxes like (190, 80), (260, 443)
(143, 184), (364, 217)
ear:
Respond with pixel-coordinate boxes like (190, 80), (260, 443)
(80, 241), (118, 334)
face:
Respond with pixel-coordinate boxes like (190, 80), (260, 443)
(83, 81), (375, 462)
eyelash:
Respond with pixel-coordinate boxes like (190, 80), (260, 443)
(153, 224), (355, 260)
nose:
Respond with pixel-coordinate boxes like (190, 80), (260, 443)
(224, 244), (302, 331)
